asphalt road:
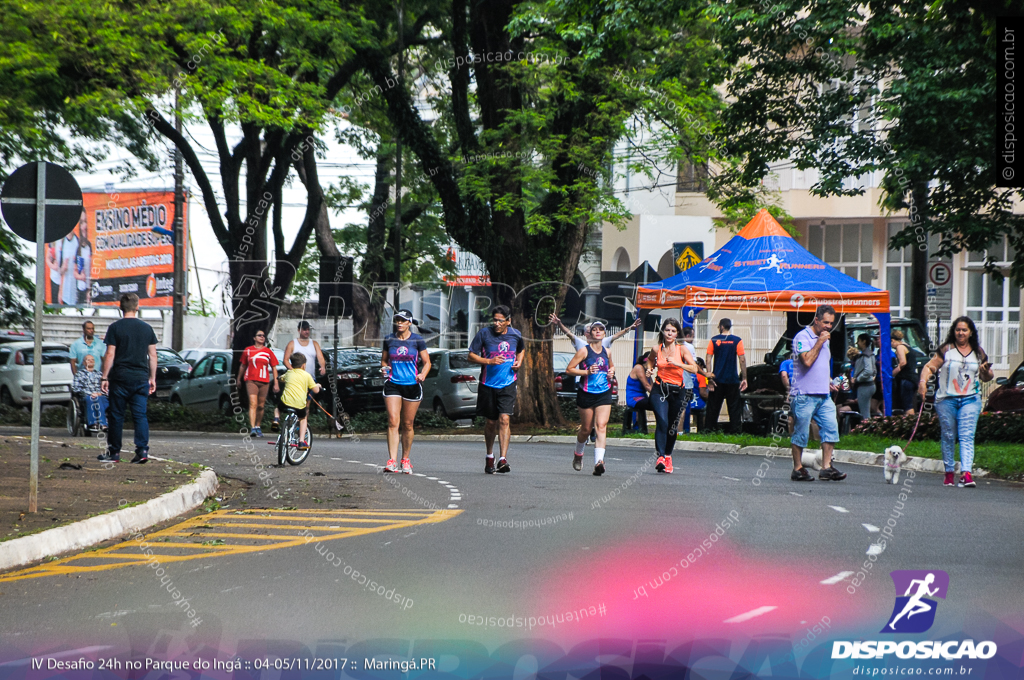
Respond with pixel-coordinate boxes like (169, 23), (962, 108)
(1, 431), (1022, 665)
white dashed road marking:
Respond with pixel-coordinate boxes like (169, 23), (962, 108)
(863, 524), (880, 532)
(820, 571), (855, 585)
(867, 543), (885, 556)
(829, 506), (849, 513)
(724, 606), (778, 623)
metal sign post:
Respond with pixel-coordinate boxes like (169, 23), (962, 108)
(0, 161), (83, 513)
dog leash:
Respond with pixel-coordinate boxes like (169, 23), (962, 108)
(309, 394), (345, 432)
(902, 406), (925, 452)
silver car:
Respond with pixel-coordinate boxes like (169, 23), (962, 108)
(421, 350), (481, 419)
(0, 342), (73, 406)
(169, 351), (234, 413)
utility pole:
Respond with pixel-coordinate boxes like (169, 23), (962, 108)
(172, 88), (185, 350)
(393, 0), (404, 296)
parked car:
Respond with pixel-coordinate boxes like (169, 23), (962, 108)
(553, 350), (619, 400)
(747, 317), (930, 397)
(153, 347), (192, 400)
(169, 351), (233, 412)
(421, 350), (480, 419)
(0, 330), (34, 344)
(985, 360), (1024, 413)
(0, 342), (73, 407)
(180, 347), (228, 367)
(319, 347), (386, 414)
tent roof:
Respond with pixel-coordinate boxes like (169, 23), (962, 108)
(636, 209), (889, 313)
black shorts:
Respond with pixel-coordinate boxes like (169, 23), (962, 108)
(576, 388), (613, 409)
(477, 383), (517, 420)
(281, 404), (308, 419)
(383, 380), (423, 402)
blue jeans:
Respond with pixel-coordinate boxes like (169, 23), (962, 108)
(791, 394), (840, 448)
(935, 394), (982, 473)
(107, 380), (150, 456)
(84, 394), (108, 427)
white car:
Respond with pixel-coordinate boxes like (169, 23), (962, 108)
(0, 342), (73, 406)
(180, 347), (228, 367)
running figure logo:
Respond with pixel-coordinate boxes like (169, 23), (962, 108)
(881, 570), (949, 633)
(395, 346), (409, 356)
(758, 253), (784, 274)
(498, 341), (510, 353)
(699, 254), (721, 273)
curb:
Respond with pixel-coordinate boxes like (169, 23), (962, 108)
(345, 434), (977, 476)
(0, 469), (219, 572)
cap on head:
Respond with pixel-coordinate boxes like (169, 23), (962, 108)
(587, 321), (606, 333)
(394, 309), (414, 323)
(297, 320), (312, 331)
(719, 318), (732, 330)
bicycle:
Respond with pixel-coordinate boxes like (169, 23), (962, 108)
(275, 406), (312, 466)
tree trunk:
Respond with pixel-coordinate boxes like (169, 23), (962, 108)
(352, 152), (392, 346)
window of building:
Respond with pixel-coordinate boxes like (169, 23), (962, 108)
(807, 221), (874, 285)
(612, 247), (631, 273)
(657, 251), (675, 279)
(885, 222), (913, 318)
(676, 161), (708, 193)
(963, 236), (1020, 369)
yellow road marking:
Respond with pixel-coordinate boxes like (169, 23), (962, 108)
(0, 508), (459, 583)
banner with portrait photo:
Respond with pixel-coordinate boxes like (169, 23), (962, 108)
(43, 191), (187, 308)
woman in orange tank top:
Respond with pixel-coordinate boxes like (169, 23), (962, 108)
(644, 318), (699, 473)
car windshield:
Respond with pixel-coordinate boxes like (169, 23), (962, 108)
(22, 349), (71, 365)
(331, 349), (381, 367)
(897, 325), (928, 354)
(157, 349), (184, 365)
(449, 353), (478, 371)
(552, 352), (574, 371)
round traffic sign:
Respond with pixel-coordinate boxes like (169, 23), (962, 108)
(0, 162), (83, 243)
(928, 261), (952, 287)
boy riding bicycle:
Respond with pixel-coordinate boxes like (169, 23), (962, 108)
(280, 352), (321, 449)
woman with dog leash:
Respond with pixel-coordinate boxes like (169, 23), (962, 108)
(917, 316), (994, 488)
(644, 318), (700, 474)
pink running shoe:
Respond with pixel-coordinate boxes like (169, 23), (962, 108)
(401, 458), (412, 474)
(943, 472), (955, 487)
(384, 459), (398, 473)
(960, 471), (976, 488)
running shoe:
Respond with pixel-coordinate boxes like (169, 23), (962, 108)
(384, 459), (399, 473)
(791, 467), (814, 481)
(663, 456), (673, 474)
(129, 449), (149, 464)
(401, 458), (412, 474)
(251, 426), (262, 438)
(485, 458), (495, 474)
(944, 472), (955, 487)
(97, 452), (120, 463)
(496, 457), (510, 473)
(960, 471), (976, 488)
(656, 455), (666, 472)
(589, 428), (597, 443)
(819, 466), (847, 481)
(593, 461), (605, 476)
(271, 419), (280, 432)
(572, 453), (583, 471)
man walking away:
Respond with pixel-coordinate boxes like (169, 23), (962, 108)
(790, 304), (846, 481)
(705, 318), (747, 434)
(98, 293), (158, 464)
(69, 321), (106, 375)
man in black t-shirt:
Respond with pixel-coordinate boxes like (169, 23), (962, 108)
(98, 293), (158, 464)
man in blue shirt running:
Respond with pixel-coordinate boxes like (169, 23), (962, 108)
(468, 305), (525, 474)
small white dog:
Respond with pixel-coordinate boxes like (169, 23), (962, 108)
(884, 446), (908, 484)
(801, 451), (823, 471)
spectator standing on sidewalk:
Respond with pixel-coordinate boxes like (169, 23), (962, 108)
(851, 334), (876, 420)
(69, 321), (106, 375)
(704, 318), (747, 434)
(98, 293), (158, 464)
(790, 304), (846, 482)
(917, 316), (994, 488)
(71, 354), (107, 430)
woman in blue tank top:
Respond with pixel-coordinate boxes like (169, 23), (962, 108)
(566, 321), (615, 476)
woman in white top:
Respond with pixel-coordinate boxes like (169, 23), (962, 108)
(918, 317), (994, 488)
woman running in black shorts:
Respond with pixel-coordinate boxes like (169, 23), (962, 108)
(566, 321), (615, 475)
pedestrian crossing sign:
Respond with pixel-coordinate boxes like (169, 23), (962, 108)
(675, 246), (701, 271)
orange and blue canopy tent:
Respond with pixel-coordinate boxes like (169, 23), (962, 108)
(635, 209), (895, 414)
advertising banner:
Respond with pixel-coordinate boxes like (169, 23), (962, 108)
(43, 191), (186, 308)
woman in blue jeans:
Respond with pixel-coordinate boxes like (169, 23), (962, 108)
(918, 317), (994, 488)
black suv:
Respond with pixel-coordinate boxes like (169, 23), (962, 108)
(319, 347), (386, 414)
(747, 317), (931, 396)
